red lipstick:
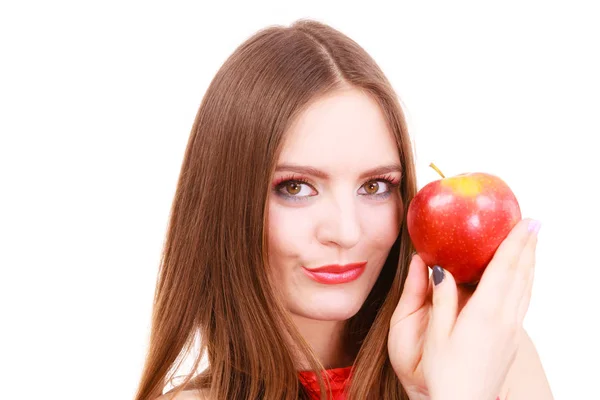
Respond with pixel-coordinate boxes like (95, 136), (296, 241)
(302, 262), (367, 284)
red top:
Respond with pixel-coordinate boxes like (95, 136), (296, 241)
(298, 367), (502, 400)
(298, 366), (353, 400)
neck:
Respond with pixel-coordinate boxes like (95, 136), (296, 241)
(290, 313), (353, 370)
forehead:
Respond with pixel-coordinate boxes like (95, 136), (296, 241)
(278, 88), (400, 170)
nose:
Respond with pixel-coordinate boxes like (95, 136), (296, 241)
(315, 195), (361, 249)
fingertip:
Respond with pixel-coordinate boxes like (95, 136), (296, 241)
(527, 219), (542, 235)
(432, 266), (456, 287)
(519, 217), (542, 236)
(432, 265), (444, 286)
(409, 251), (424, 267)
(405, 252), (429, 286)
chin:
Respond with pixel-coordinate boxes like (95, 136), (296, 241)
(291, 290), (368, 321)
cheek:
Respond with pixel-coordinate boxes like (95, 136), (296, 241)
(361, 199), (403, 246)
(267, 200), (312, 260)
(355, 205), (401, 290)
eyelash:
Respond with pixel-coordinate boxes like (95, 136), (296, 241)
(272, 173), (401, 203)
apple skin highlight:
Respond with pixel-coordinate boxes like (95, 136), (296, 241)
(407, 167), (521, 284)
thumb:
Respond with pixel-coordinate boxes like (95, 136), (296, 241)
(428, 265), (459, 346)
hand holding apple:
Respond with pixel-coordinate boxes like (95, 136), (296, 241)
(407, 163), (522, 284)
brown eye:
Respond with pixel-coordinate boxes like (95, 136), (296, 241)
(364, 181), (380, 195)
(285, 181), (302, 195)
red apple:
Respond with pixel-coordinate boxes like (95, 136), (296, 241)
(407, 163), (522, 284)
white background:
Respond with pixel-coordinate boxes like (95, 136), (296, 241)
(1, 1), (598, 399)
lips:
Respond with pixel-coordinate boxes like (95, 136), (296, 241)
(302, 262), (367, 284)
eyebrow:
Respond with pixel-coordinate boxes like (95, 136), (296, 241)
(275, 163), (403, 180)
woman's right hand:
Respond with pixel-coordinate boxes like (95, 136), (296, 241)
(388, 218), (540, 399)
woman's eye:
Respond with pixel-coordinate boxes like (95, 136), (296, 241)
(281, 181), (314, 197)
(360, 180), (389, 195)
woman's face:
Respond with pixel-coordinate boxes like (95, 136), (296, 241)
(267, 87), (403, 321)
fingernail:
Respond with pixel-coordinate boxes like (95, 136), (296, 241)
(528, 219), (542, 234)
(433, 265), (445, 285)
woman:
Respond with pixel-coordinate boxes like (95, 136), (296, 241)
(135, 19), (553, 399)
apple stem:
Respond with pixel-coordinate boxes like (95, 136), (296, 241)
(429, 162), (446, 178)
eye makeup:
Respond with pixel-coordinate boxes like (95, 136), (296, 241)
(272, 173), (400, 203)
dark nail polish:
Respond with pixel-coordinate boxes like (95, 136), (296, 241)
(433, 265), (445, 285)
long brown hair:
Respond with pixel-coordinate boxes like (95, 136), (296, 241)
(134, 19), (417, 400)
